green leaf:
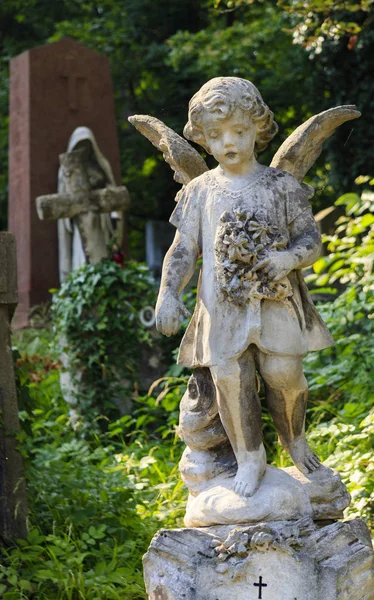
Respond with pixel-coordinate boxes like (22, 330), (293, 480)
(7, 575), (17, 586)
(360, 213), (374, 227)
(313, 257), (329, 274)
(315, 273), (330, 286)
(19, 580), (33, 591)
(94, 561), (107, 575)
(335, 193), (360, 210)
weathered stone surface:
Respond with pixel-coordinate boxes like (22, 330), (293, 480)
(178, 368), (349, 527)
(0, 233), (28, 540)
(38, 130), (131, 415)
(36, 185), (130, 221)
(128, 114), (208, 185)
(143, 520), (374, 600)
(184, 466), (311, 527)
(283, 466), (351, 521)
(8, 38), (123, 327)
(270, 106), (360, 181)
(183, 464), (350, 528)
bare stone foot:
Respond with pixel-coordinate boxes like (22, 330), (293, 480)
(288, 438), (321, 474)
(232, 445), (267, 497)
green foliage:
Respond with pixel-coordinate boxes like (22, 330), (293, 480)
(305, 283), (373, 419)
(166, 0), (367, 201)
(52, 260), (157, 426)
(302, 281), (374, 527)
(299, 182), (373, 528)
(4, 335), (186, 599)
(278, 0), (373, 46)
(307, 180), (374, 292)
(308, 410), (373, 525)
(167, 6), (317, 163)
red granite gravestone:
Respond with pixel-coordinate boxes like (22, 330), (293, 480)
(8, 38), (123, 327)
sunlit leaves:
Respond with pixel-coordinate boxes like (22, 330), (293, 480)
(307, 183), (374, 292)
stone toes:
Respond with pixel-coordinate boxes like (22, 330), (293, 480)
(306, 452), (321, 469)
(305, 457), (319, 472)
(243, 485), (255, 498)
(295, 461), (309, 475)
(233, 479), (257, 497)
(233, 480), (243, 495)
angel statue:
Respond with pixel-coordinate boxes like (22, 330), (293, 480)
(129, 77), (359, 526)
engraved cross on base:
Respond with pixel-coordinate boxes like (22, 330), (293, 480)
(36, 148), (130, 266)
(253, 576), (268, 599)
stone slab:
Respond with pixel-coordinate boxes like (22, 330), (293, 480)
(8, 38), (123, 327)
(143, 519), (374, 600)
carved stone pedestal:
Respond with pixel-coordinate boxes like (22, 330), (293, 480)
(143, 520), (373, 600)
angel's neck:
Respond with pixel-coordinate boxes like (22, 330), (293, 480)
(215, 160), (262, 190)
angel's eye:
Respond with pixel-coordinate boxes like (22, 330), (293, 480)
(207, 131), (218, 139)
(235, 129), (243, 135)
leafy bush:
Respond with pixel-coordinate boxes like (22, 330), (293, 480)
(52, 260), (158, 428)
(3, 340), (186, 599)
(306, 181), (374, 293)
(302, 281), (374, 528)
(300, 182), (373, 528)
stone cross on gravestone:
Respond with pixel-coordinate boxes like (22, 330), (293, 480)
(60, 53), (85, 112)
(0, 233), (28, 541)
(36, 149), (130, 265)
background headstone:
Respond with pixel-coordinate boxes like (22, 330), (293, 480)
(145, 220), (175, 279)
(8, 37), (124, 327)
(0, 233), (28, 540)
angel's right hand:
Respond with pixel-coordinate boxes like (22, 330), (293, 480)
(155, 289), (191, 337)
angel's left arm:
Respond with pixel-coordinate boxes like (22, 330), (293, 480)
(288, 209), (322, 269)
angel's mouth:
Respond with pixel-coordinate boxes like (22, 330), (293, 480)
(225, 152), (237, 159)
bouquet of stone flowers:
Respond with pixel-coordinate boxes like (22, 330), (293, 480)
(215, 207), (293, 306)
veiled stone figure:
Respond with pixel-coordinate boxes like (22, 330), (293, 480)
(58, 126), (123, 282)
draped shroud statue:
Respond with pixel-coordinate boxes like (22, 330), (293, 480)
(57, 126), (126, 282)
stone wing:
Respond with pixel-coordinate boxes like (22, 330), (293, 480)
(270, 105), (361, 182)
(128, 114), (208, 189)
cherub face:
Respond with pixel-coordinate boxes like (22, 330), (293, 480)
(201, 108), (257, 171)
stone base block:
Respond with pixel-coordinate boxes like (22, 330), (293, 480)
(143, 519), (374, 600)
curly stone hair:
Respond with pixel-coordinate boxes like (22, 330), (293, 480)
(183, 77), (278, 154)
